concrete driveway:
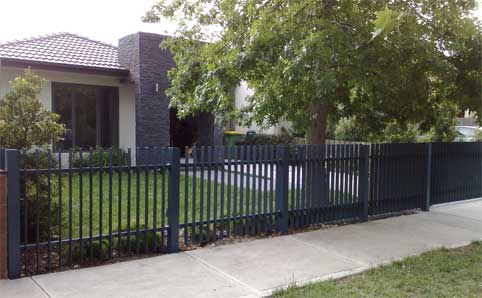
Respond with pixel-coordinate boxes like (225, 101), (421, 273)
(1, 198), (481, 298)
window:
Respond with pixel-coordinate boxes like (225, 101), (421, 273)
(52, 83), (119, 150)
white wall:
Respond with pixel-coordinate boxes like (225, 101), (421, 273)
(0, 66), (136, 151)
(233, 81), (291, 135)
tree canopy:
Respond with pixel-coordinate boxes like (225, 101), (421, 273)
(144, 0), (482, 144)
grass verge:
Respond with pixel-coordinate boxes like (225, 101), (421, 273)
(272, 241), (482, 298)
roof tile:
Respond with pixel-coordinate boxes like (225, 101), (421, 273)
(0, 33), (125, 70)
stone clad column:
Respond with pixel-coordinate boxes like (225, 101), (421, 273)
(119, 32), (174, 148)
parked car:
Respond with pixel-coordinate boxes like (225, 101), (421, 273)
(454, 126), (482, 142)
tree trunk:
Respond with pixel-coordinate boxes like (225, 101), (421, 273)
(305, 102), (329, 145)
(305, 102), (330, 209)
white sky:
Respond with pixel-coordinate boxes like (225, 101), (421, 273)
(0, 0), (481, 46)
(0, 0), (175, 46)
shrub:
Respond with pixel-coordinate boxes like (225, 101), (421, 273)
(333, 117), (372, 142)
(0, 69), (65, 149)
(63, 224), (162, 263)
(20, 150), (60, 243)
(333, 117), (420, 143)
(251, 128), (296, 146)
(71, 147), (129, 168)
(425, 101), (459, 142)
(0, 70), (65, 244)
(377, 121), (420, 143)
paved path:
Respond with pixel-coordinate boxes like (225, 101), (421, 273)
(2, 199), (481, 298)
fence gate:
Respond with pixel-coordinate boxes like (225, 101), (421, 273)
(369, 143), (429, 216)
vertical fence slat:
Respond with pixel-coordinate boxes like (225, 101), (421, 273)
(21, 151), (28, 274)
(143, 148), (149, 254)
(7, 149), (20, 279)
(250, 146), (256, 235)
(220, 146), (225, 239)
(191, 146), (197, 244)
(276, 146), (289, 233)
(127, 148), (132, 255)
(227, 146), (232, 238)
(213, 146), (218, 241)
(199, 147), (205, 243)
(359, 145), (369, 222)
(167, 147), (180, 253)
(184, 146), (189, 246)
(423, 143), (432, 211)
(206, 146), (212, 241)
(152, 148), (158, 252)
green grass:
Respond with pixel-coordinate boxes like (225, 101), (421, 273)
(31, 169), (351, 241)
(272, 242), (482, 298)
(50, 170), (276, 239)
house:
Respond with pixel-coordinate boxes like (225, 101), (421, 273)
(0, 32), (289, 156)
(0, 32), (221, 156)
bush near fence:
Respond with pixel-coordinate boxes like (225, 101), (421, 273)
(2, 142), (481, 278)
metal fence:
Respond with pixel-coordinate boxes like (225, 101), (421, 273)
(3, 142), (481, 278)
(369, 143), (429, 216)
(431, 142), (482, 204)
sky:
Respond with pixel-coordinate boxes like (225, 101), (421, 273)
(0, 0), (175, 46)
(0, 0), (481, 46)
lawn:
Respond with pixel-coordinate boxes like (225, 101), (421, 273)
(272, 242), (482, 298)
(25, 167), (351, 242)
(44, 169), (277, 240)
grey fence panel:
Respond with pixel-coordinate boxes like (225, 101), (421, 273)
(431, 142), (482, 204)
(368, 143), (428, 216)
(17, 147), (170, 276)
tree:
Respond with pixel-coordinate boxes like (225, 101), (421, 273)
(144, 0), (481, 144)
(0, 69), (65, 243)
(0, 69), (66, 150)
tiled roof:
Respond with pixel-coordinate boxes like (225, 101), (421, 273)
(0, 33), (126, 70)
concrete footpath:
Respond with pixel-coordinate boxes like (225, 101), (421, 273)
(1, 199), (481, 298)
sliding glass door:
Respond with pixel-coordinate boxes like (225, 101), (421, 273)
(52, 82), (119, 150)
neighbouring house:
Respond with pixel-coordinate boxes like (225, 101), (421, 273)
(0, 32), (290, 157)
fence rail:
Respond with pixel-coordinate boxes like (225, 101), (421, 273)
(2, 142), (481, 278)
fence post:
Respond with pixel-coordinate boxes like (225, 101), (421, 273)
(276, 146), (289, 233)
(359, 145), (369, 222)
(6, 150), (20, 279)
(0, 170), (7, 279)
(167, 147), (180, 253)
(423, 143), (432, 211)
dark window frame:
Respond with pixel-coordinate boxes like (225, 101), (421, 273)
(52, 82), (119, 151)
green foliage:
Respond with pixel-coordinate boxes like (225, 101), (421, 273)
(252, 129), (296, 146)
(71, 148), (129, 168)
(21, 150), (60, 242)
(379, 121), (419, 143)
(333, 117), (419, 143)
(474, 130), (482, 141)
(372, 5), (405, 40)
(0, 70), (66, 243)
(0, 69), (66, 150)
(144, 0), (481, 144)
(0, 70), (69, 243)
(425, 102), (459, 142)
(116, 225), (162, 254)
(64, 224), (162, 263)
(333, 117), (372, 142)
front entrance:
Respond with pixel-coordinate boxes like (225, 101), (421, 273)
(169, 109), (198, 156)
